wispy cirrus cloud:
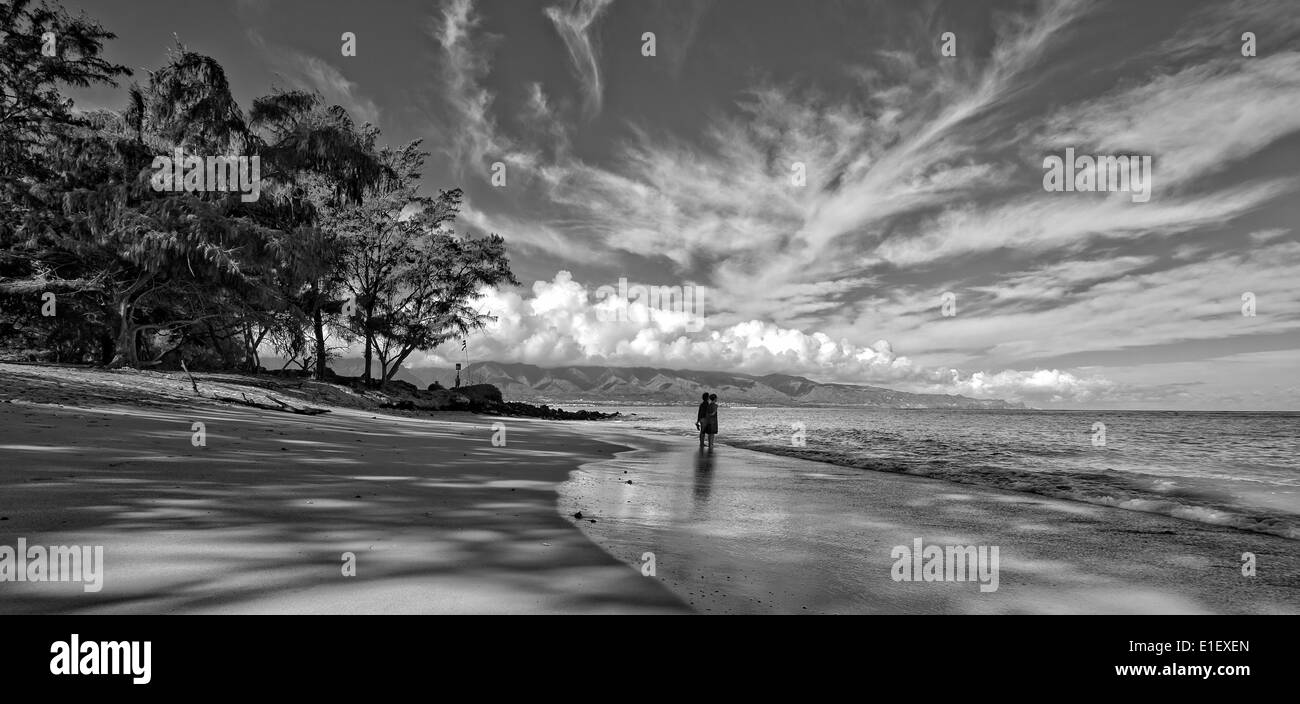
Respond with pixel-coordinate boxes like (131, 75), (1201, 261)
(420, 0), (1300, 407)
(1034, 53), (1300, 191)
(245, 30), (381, 126)
(430, 0), (540, 178)
(845, 236), (1300, 367)
(649, 0), (713, 77)
(544, 0), (615, 117)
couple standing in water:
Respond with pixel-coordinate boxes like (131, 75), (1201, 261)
(695, 392), (720, 450)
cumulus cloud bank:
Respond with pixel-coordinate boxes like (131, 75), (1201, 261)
(411, 272), (1114, 404)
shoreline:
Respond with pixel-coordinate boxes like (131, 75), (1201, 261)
(693, 435), (1300, 541)
(561, 431), (1300, 614)
(591, 407), (1300, 542)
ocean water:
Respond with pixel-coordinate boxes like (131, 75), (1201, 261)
(589, 406), (1300, 540)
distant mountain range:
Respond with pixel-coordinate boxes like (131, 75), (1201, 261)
(317, 359), (1025, 409)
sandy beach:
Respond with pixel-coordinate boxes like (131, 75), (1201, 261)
(0, 363), (685, 614)
(2, 363), (1296, 615)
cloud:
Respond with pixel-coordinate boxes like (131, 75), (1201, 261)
(651, 0), (713, 77)
(415, 0), (1300, 408)
(1158, 0), (1300, 61)
(246, 31), (381, 126)
(929, 368), (1117, 405)
(458, 198), (611, 264)
(1034, 53), (1300, 190)
(430, 0), (1098, 314)
(544, 0), (615, 117)
(430, 0), (540, 176)
(403, 271), (1116, 404)
(844, 238), (1300, 367)
(866, 179), (1293, 268)
(424, 0), (1090, 284)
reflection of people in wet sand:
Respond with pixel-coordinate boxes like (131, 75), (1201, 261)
(693, 448), (715, 506)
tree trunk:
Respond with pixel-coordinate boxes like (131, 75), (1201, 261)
(247, 325), (267, 373)
(382, 347), (417, 385)
(363, 317), (373, 387)
(312, 302), (327, 381)
(205, 321), (227, 366)
(108, 275), (154, 368)
(98, 331), (114, 366)
(108, 297), (137, 368)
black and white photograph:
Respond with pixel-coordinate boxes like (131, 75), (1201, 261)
(0, 0), (1294, 687)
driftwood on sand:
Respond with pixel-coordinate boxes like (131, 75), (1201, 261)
(209, 392), (331, 416)
(181, 361), (329, 415)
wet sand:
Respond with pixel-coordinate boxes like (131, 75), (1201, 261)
(560, 434), (1300, 614)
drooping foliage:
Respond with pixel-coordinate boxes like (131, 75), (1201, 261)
(0, 1), (518, 379)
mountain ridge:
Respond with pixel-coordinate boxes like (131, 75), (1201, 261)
(318, 359), (1026, 409)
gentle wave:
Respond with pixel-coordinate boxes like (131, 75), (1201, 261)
(607, 407), (1300, 541)
(724, 439), (1300, 540)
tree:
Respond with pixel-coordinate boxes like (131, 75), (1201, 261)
(333, 145), (519, 387)
(17, 47), (278, 368)
(371, 220), (517, 386)
(333, 140), (428, 384)
(247, 89), (389, 379)
(0, 0), (129, 355)
(1, 0), (516, 382)
(3, 40), (388, 370)
(0, 0), (130, 180)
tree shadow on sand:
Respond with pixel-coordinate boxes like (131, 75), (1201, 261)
(0, 374), (685, 614)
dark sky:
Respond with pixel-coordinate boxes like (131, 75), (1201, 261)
(58, 0), (1300, 409)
